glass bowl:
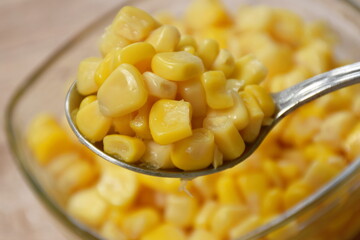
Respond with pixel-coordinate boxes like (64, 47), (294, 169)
(5, 0), (360, 239)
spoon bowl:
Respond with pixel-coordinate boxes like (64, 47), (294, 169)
(65, 62), (360, 178)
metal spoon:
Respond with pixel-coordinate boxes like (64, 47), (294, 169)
(65, 62), (360, 179)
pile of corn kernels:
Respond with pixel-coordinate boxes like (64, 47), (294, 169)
(27, 0), (360, 239)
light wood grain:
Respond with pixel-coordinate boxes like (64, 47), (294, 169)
(0, 1), (120, 239)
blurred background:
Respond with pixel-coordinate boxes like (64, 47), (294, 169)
(0, 0), (121, 239)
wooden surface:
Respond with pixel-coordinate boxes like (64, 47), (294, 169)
(0, 1), (121, 239)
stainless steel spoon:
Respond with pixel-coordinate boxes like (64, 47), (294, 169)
(65, 62), (360, 179)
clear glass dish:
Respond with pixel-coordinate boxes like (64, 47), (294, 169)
(5, 0), (360, 239)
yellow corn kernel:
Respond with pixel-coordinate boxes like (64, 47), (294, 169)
(204, 116), (245, 160)
(149, 99), (192, 145)
(261, 188), (284, 217)
(211, 204), (249, 238)
(185, 0), (230, 30)
(213, 146), (224, 168)
(67, 187), (109, 228)
(226, 78), (244, 92)
(245, 85), (275, 117)
(183, 46), (197, 54)
(171, 128), (215, 171)
(195, 200), (217, 229)
(231, 54), (268, 86)
(262, 159), (284, 188)
(101, 220), (127, 240)
(232, 32), (274, 56)
(146, 25), (181, 52)
(197, 38), (220, 69)
(56, 159), (97, 195)
(271, 9), (304, 47)
(140, 223), (186, 240)
(46, 152), (80, 178)
(295, 39), (332, 75)
(302, 161), (340, 191)
(94, 49), (116, 86)
(27, 114), (73, 165)
(176, 35), (197, 51)
(302, 21), (337, 46)
(152, 51), (204, 81)
(235, 6), (274, 32)
(278, 162), (301, 183)
(212, 49), (235, 77)
(97, 63), (148, 117)
(143, 71), (177, 99)
(283, 180), (311, 209)
(99, 26), (132, 56)
(314, 111), (357, 148)
(267, 221), (299, 240)
(201, 70), (234, 109)
(103, 134), (146, 163)
(230, 215), (262, 239)
(79, 95), (97, 109)
(303, 142), (338, 163)
(75, 100), (112, 143)
(111, 6), (159, 41)
(76, 57), (101, 95)
(116, 42), (156, 73)
(138, 174), (181, 193)
(345, 123), (360, 159)
(142, 140), (174, 169)
(237, 172), (270, 208)
(130, 101), (152, 140)
(96, 167), (139, 207)
(122, 208), (160, 239)
(112, 113), (135, 136)
(192, 174), (219, 199)
(239, 91), (265, 142)
(216, 175), (243, 205)
(165, 194), (198, 227)
(207, 91), (249, 130)
(189, 229), (219, 240)
(178, 78), (208, 117)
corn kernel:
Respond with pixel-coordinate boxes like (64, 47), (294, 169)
(99, 26), (132, 56)
(149, 99), (192, 144)
(176, 35), (197, 51)
(96, 167), (139, 207)
(112, 113), (135, 136)
(138, 175), (181, 193)
(211, 49), (235, 77)
(210, 204), (249, 238)
(239, 91), (265, 142)
(283, 180), (311, 209)
(130, 101), (152, 140)
(117, 42), (156, 73)
(207, 91), (249, 130)
(76, 100), (112, 143)
(140, 223), (186, 240)
(101, 220), (127, 240)
(262, 159), (284, 188)
(197, 38), (220, 69)
(185, 0), (230, 30)
(226, 78), (244, 92)
(67, 187), (109, 228)
(178, 78), (208, 117)
(103, 134), (146, 163)
(111, 6), (159, 41)
(94, 49), (116, 87)
(97, 63), (148, 117)
(213, 146), (224, 168)
(231, 54), (268, 86)
(152, 51), (204, 81)
(79, 95), (97, 109)
(204, 116), (245, 160)
(189, 229), (219, 240)
(76, 57), (101, 95)
(201, 70), (234, 109)
(171, 128), (215, 171)
(46, 152), (80, 178)
(235, 6), (274, 32)
(216, 175), (243, 204)
(261, 188), (284, 217)
(245, 85), (275, 117)
(302, 161), (340, 191)
(195, 200), (217, 229)
(345, 123), (360, 159)
(142, 140), (174, 169)
(122, 208), (160, 239)
(146, 25), (181, 52)
(278, 161), (301, 183)
(27, 114), (73, 165)
(192, 174), (219, 199)
(229, 215), (262, 239)
(143, 71), (177, 99)
(165, 194), (198, 227)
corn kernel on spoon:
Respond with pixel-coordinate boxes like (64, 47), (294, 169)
(65, 62), (360, 178)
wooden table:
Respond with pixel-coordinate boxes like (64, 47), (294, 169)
(0, 1), (121, 239)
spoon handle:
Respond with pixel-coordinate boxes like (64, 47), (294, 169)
(273, 62), (360, 119)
